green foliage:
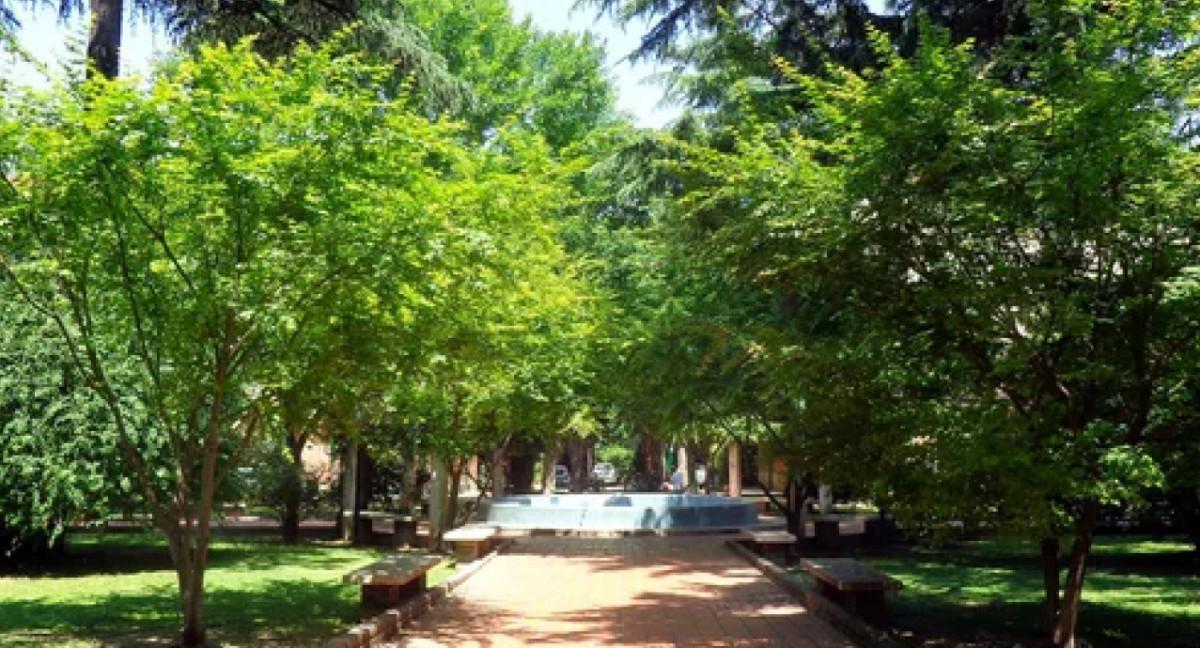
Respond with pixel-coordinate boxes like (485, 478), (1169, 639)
(579, 0), (1031, 119)
(670, 0), (1200, 536)
(0, 34), (594, 641)
(235, 438), (323, 520)
(595, 443), (635, 477)
(0, 283), (135, 545)
(404, 0), (618, 149)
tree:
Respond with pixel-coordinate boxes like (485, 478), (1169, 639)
(669, 4), (1200, 645)
(402, 0), (617, 148)
(579, 0), (1031, 117)
(0, 281), (136, 554)
(171, 0), (473, 112)
(0, 40), (512, 646)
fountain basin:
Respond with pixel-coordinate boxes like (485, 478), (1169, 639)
(479, 493), (760, 531)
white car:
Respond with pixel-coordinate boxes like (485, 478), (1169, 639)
(591, 462), (617, 485)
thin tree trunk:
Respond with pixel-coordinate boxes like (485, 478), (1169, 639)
(281, 430), (307, 544)
(1040, 536), (1061, 633)
(351, 445), (373, 545)
(542, 445), (560, 495)
(427, 456), (449, 549)
(179, 365), (227, 648)
(491, 445), (508, 498)
(87, 0), (123, 79)
(447, 458), (464, 528)
(338, 442), (358, 542)
(784, 476), (802, 539)
(727, 441), (742, 497)
(1053, 500), (1100, 648)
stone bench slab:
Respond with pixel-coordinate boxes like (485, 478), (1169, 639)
(800, 558), (902, 592)
(741, 529), (797, 544)
(443, 526), (498, 542)
(343, 554), (442, 586)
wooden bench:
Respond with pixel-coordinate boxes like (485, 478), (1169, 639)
(740, 528), (797, 561)
(443, 525), (498, 562)
(343, 553), (443, 619)
(799, 558), (902, 626)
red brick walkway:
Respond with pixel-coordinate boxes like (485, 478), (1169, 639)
(386, 536), (854, 648)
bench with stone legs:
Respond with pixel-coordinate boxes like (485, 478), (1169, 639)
(800, 557), (902, 627)
(342, 553), (443, 619)
(443, 525), (499, 562)
(739, 528), (797, 561)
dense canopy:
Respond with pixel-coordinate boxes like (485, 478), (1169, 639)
(2, 2), (1198, 648)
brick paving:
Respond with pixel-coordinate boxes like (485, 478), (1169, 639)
(386, 536), (855, 648)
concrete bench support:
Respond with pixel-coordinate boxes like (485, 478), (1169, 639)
(813, 518), (842, 548)
(800, 557), (902, 627)
(343, 554), (443, 620)
(443, 525), (498, 562)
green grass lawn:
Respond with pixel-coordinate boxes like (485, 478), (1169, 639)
(805, 535), (1199, 648)
(0, 530), (456, 648)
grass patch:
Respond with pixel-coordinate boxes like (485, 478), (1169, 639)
(800, 535), (1198, 648)
(0, 530), (456, 648)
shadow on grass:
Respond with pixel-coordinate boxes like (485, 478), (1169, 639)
(856, 536), (1200, 648)
(889, 537), (1198, 575)
(884, 594), (1200, 648)
(0, 577), (360, 647)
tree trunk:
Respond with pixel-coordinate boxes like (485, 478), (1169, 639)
(169, 385), (226, 648)
(87, 0), (123, 79)
(727, 441), (742, 497)
(428, 456), (450, 550)
(1040, 536), (1061, 633)
(491, 446), (508, 497)
(507, 440), (536, 494)
(542, 445), (560, 495)
(784, 476), (802, 539)
(635, 428), (663, 489)
(180, 555), (207, 648)
(1052, 500), (1100, 648)
(566, 436), (589, 492)
(352, 445), (374, 545)
(446, 458), (464, 528)
(338, 442), (358, 542)
(281, 430), (307, 544)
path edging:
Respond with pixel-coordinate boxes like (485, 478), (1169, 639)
(725, 540), (902, 648)
(323, 542), (508, 648)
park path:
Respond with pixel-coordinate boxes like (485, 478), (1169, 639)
(385, 536), (855, 648)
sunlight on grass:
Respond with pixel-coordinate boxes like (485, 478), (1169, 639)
(0, 531), (457, 648)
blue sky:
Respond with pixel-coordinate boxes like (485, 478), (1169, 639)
(5, 2), (682, 128)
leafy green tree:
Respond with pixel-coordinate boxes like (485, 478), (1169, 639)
(0, 39), (518, 645)
(405, 0), (617, 148)
(172, 0), (473, 112)
(0, 281), (135, 552)
(669, 3), (1200, 645)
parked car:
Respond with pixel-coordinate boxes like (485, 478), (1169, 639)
(592, 462), (617, 485)
(554, 464), (571, 489)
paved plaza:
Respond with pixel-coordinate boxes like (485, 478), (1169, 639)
(386, 536), (854, 648)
